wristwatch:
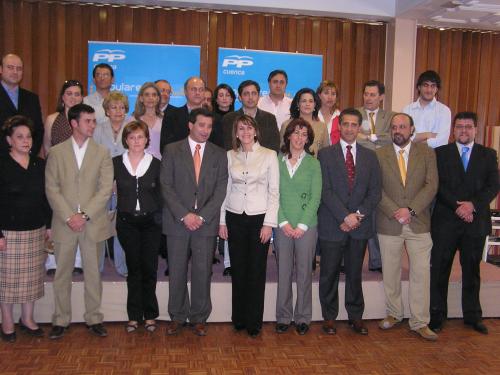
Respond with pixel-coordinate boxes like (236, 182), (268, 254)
(407, 207), (416, 217)
(81, 212), (90, 221)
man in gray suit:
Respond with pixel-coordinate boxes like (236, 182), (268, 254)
(160, 108), (228, 336)
(318, 108), (381, 336)
(356, 80), (395, 273)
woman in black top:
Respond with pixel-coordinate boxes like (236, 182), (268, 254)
(212, 83), (236, 117)
(113, 120), (162, 333)
(0, 116), (52, 342)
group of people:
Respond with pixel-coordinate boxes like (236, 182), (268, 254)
(0, 52), (498, 343)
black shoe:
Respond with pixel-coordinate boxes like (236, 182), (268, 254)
(223, 267), (231, 276)
(369, 267), (382, 273)
(233, 322), (245, 331)
(213, 257), (220, 264)
(87, 323), (108, 337)
(164, 266), (169, 276)
(349, 319), (368, 335)
(1, 330), (16, 343)
(46, 268), (56, 277)
(72, 267), (83, 275)
(18, 319), (44, 337)
(296, 323), (309, 335)
(49, 325), (68, 340)
(429, 319), (443, 333)
(275, 323), (289, 333)
(247, 328), (260, 338)
(465, 320), (488, 334)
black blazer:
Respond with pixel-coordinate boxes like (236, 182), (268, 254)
(222, 108), (280, 153)
(113, 156), (162, 214)
(159, 104), (224, 155)
(432, 142), (499, 236)
(0, 84), (44, 156)
(317, 143), (382, 241)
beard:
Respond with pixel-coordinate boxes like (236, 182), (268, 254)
(392, 133), (410, 147)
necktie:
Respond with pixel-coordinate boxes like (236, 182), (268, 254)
(194, 144), (201, 184)
(369, 112), (376, 134)
(461, 146), (470, 171)
(398, 149), (406, 186)
(345, 145), (355, 191)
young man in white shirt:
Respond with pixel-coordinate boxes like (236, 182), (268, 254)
(258, 69), (292, 130)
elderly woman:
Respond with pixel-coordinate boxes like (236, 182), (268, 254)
(130, 82), (163, 160)
(275, 118), (321, 336)
(0, 116), (52, 342)
(317, 81), (341, 145)
(43, 79), (84, 276)
(113, 120), (162, 333)
(219, 115), (279, 338)
(280, 88), (328, 157)
(94, 91), (130, 277)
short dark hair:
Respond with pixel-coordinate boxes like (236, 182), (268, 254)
(92, 63), (114, 78)
(290, 88), (320, 120)
(267, 69), (288, 83)
(56, 80), (83, 113)
(339, 108), (362, 125)
(68, 103), (95, 123)
(212, 83), (236, 113)
(363, 80), (385, 95)
(416, 70), (441, 90)
(188, 107), (214, 125)
(232, 114), (261, 151)
(238, 80), (260, 96)
(390, 112), (415, 128)
(454, 111), (478, 127)
(122, 120), (150, 149)
(2, 115), (33, 139)
(280, 118), (315, 156)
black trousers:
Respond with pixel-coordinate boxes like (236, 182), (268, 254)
(430, 226), (485, 323)
(226, 211), (269, 331)
(319, 236), (367, 321)
(116, 212), (161, 322)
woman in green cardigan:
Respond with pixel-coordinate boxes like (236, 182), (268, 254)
(275, 118), (322, 335)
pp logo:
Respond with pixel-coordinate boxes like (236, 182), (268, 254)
(92, 49), (126, 63)
(222, 55), (254, 68)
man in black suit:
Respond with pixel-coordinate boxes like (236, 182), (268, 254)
(160, 108), (228, 336)
(0, 53), (43, 157)
(155, 79), (176, 115)
(317, 108), (382, 335)
(221, 80), (280, 153)
(430, 111), (499, 335)
(160, 76), (223, 153)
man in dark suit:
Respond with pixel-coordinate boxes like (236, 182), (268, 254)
(155, 79), (177, 115)
(221, 80), (280, 153)
(317, 108), (381, 336)
(0, 53), (43, 157)
(430, 111), (499, 335)
(160, 76), (223, 153)
(160, 108), (228, 336)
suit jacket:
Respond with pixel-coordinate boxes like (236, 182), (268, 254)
(159, 104), (224, 154)
(0, 84), (44, 156)
(160, 138), (228, 236)
(222, 108), (280, 153)
(317, 143), (381, 241)
(45, 137), (114, 243)
(356, 107), (395, 150)
(376, 142), (438, 235)
(432, 142), (499, 237)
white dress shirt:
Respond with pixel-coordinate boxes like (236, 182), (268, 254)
(403, 97), (451, 149)
(258, 94), (292, 131)
(339, 139), (357, 165)
(83, 91), (107, 126)
(71, 136), (89, 169)
(122, 151), (153, 210)
(188, 136), (206, 160)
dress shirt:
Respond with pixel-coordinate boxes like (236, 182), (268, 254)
(456, 141), (474, 165)
(339, 139), (357, 165)
(1, 81), (18, 109)
(220, 142), (279, 227)
(392, 142), (411, 169)
(283, 151), (306, 178)
(318, 109), (340, 144)
(71, 136), (89, 169)
(258, 94), (292, 131)
(403, 97), (451, 148)
(83, 91), (107, 125)
(188, 136), (206, 161)
(93, 119), (126, 157)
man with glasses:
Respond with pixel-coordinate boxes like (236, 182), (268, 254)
(429, 112), (499, 335)
(403, 70), (451, 148)
(84, 63), (115, 125)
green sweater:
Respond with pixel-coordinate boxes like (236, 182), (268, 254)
(278, 154), (322, 228)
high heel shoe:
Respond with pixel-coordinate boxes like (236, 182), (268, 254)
(1, 330), (16, 343)
(19, 318), (44, 337)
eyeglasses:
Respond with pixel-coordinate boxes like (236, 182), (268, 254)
(455, 125), (475, 131)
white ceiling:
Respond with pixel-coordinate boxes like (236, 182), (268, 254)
(71, 0), (500, 30)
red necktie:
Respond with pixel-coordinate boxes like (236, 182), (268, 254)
(345, 145), (355, 191)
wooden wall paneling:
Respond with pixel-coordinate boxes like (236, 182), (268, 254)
(486, 34), (500, 127)
(207, 12), (220, 90)
(117, 6), (134, 42)
(286, 18), (298, 53)
(354, 23), (366, 107)
(465, 32), (481, 112)
(1, 0), (15, 54)
(311, 19), (322, 56)
(69, 4), (85, 87)
(224, 13), (234, 47)
(458, 31), (472, 111)
(271, 16), (283, 51)
(340, 22), (354, 108)
(446, 31), (463, 114)
(333, 22), (343, 86)
(437, 30), (452, 105)
(54, 3), (67, 99)
(197, 11), (210, 83)
(476, 32), (494, 143)
(295, 18), (306, 53)
(18, 1), (33, 89)
(324, 20), (336, 82)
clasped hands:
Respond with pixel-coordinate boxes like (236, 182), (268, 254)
(183, 213), (204, 231)
(393, 207), (412, 225)
(66, 213), (87, 232)
(456, 201), (474, 223)
(340, 212), (364, 232)
(281, 223), (305, 239)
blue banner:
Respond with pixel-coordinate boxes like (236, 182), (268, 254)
(88, 41), (201, 112)
(217, 48), (323, 108)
